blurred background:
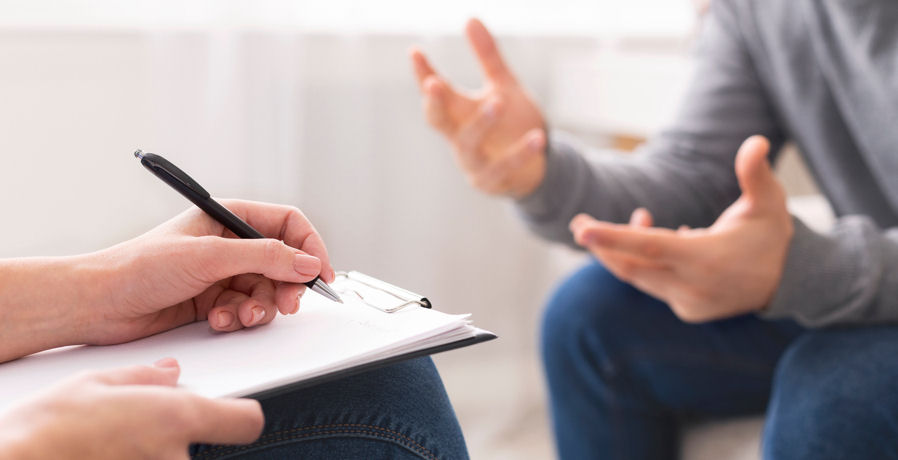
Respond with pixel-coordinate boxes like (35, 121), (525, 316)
(0, 1), (827, 458)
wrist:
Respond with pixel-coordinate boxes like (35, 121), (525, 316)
(0, 253), (113, 362)
(510, 152), (547, 198)
(62, 248), (124, 345)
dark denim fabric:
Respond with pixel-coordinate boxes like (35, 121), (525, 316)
(542, 261), (898, 460)
(190, 357), (468, 459)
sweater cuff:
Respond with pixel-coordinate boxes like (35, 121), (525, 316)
(760, 216), (880, 326)
(514, 136), (582, 223)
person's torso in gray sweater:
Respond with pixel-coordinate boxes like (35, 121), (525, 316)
(516, 0), (898, 326)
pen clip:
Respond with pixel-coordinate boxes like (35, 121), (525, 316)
(135, 150), (211, 199)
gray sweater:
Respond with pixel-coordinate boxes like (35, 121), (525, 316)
(516, 0), (898, 327)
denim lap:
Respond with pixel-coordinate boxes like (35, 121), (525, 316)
(541, 261), (805, 459)
(764, 328), (898, 459)
(190, 357), (468, 460)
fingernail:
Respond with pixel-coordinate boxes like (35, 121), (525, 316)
(579, 232), (595, 246)
(251, 306), (265, 324)
(153, 358), (179, 369)
(291, 298), (300, 315)
(293, 254), (321, 277)
(529, 133), (543, 151)
(216, 310), (234, 328)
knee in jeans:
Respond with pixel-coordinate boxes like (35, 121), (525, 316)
(771, 332), (888, 410)
(765, 331), (896, 458)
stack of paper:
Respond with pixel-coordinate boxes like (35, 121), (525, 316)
(0, 285), (495, 412)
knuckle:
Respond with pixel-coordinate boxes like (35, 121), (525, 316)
(195, 235), (224, 256)
(262, 239), (288, 262)
(259, 307), (278, 325)
(285, 205), (305, 222)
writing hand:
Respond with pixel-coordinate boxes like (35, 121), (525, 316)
(569, 136), (794, 322)
(410, 18), (547, 197)
(83, 200), (337, 345)
(0, 359), (263, 459)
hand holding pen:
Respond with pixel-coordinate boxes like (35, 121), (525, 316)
(135, 149), (342, 304)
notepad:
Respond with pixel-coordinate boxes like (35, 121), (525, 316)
(0, 272), (496, 412)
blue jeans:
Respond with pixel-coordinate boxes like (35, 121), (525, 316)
(542, 261), (898, 460)
(190, 357), (468, 459)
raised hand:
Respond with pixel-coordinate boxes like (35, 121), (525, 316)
(569, 136), (794, 322)
(410, 18), (547, 197)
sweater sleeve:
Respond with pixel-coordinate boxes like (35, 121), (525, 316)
(762, 217), (898, 326)
(514, 0), (785, 248)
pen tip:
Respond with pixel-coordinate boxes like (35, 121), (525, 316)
(133, 149), (144, 159)
(313, 279), (344, 304)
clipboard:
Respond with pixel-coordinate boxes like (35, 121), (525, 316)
(248, 326), (496, 400)
(0, 271), (498, 409)
(241, 271), (498, 400)
(333, 271), (433, 312)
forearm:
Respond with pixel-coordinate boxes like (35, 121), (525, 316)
(763, 217), (898, 326)
(514, 133), (745, 248)
(0, 254), (108, 362)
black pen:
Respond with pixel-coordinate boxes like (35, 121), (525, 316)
(134, 149), (343, 303)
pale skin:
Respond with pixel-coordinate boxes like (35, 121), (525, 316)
(413, 20), (793, 321)
(0, 200), (337, 459)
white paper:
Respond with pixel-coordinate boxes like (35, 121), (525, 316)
(0, 290), (488, 413)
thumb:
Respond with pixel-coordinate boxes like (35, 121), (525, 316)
(735, 135), (780, 206)
(90, 359), (181, 387)
(201, 237), (322, 284)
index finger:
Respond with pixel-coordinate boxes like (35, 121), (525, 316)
(409, 47), (437, 91)
(571, 214), (692, 262)
(465, 18), (513, 82)
(217, 200), (334, 280)
(185, 396), (264, 445)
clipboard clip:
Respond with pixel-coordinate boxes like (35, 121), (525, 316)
(332, 271), (432, 313)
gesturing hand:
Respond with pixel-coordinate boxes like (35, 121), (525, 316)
(0, 359), (263, 459)
(410, 18), (547, 197)
(569, 136), (794, 322)
(82, 200), (336, 346)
